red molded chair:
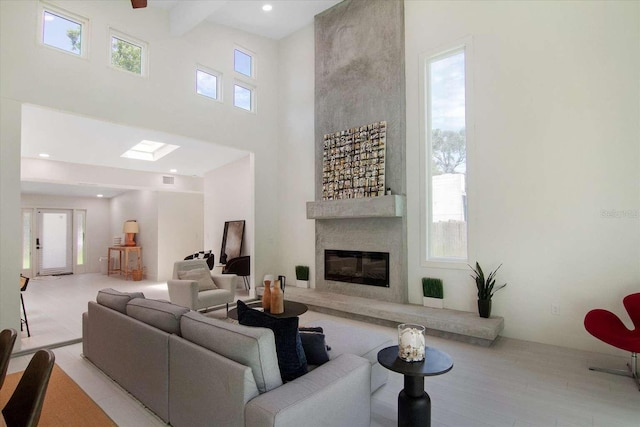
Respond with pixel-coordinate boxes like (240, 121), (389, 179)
(584, 292), (640, 391)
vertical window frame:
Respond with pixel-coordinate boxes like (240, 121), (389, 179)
(419, 37), (474, 268)
(195, 65), (223, 102)
(37, 2), (89, 58)
(108, 28), (148, 77)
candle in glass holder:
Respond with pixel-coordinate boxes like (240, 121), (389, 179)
(398, 323), (426, 362)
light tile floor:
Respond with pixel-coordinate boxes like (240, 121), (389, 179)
(8, 273), (640, 427)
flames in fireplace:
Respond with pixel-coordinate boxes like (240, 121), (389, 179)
(324, 250), (389, 287)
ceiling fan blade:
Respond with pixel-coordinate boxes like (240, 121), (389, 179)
(131, 0), (147, 8)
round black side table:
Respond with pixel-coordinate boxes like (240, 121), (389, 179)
(377, 345), (453, 427)
(227, 300), (308, 320)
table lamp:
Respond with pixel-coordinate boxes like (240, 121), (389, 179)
(123, 220), (139, 246)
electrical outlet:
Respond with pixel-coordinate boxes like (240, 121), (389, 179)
(551, 303), (560, 316)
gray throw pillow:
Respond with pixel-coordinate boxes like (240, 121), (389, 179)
(177, 268), (217, 291)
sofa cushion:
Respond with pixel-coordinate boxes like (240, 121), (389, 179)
(237, 300), (307, 382)
(180, 311), (282, 393)
(97, 288), (145, 314)
(126, 298), (189, 335)
(177, 268), (217, 291)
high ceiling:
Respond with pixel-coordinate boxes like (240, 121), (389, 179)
(21, 0), (341, 199)
(148, 0), (341, 40)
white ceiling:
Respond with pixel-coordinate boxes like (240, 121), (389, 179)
(149, 0), (341, 40)
(21, 104), (248, 198)
(21, 0), (341, 199)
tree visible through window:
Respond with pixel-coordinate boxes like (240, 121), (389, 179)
(42, 10), (83, 55)
(427, 49), (467, 260)
(111, 36), (143, 74)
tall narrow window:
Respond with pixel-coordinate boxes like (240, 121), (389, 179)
(426, 48), (467, 260)
(76, 210), (86, 266)
(234, 48), (253, 77)
(110, 30), (146, 76)
(40, 6), (87, 57)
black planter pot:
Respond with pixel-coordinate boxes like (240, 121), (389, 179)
(478, 299), (492, 318)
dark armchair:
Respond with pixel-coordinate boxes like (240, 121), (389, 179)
(223, 256), (250, 290)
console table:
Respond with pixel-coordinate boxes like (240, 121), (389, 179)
(378, 345), (453, 427)
(107, 246), (142, 280)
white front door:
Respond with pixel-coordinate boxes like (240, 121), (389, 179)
(36, 208), (73, 276)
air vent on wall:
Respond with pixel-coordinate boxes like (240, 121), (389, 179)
(162, 176), (175, 185)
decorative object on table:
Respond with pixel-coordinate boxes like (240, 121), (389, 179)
(295, 265), (310, 288)
(219, 220), (245, 264)
(270, 280), (284, 315)
(278, 275), (286, 292)
(584, 292), (640, 390)
(422, 277), (443, 309)
(123, 220), (139, 247)
(262, 280), (272, 310)
(322, 120), (386, 200)
(397, 323), (426, 362)
(469, 262), (507, 318)
(112, 236), (122, 246)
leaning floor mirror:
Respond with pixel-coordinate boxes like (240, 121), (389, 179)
(220, 220), (245, 264)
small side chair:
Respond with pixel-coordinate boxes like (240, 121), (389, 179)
(584, 292), (640, 391)
(2, 349), (55, 427)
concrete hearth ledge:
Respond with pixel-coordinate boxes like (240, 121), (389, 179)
(277, 287), (504, 347)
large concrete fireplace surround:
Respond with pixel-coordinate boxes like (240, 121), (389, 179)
(309, 0), (407, 304)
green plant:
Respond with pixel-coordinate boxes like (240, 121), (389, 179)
(295, 265), (310, 281)
(469, 262), (506, 300)
(422, 277), (443, 299)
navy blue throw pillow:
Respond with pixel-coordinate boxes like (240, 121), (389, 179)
(237, 300), (307, 381)
(299, 330), (330, 365)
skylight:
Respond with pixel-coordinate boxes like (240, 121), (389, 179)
(121, 140), (179, 161)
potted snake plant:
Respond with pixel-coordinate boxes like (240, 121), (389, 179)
(469, 262), (506, 318)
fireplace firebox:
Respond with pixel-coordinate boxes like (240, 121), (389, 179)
(324, 250), (389, 287)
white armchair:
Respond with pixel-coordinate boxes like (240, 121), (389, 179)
(167, 260), (236, 312)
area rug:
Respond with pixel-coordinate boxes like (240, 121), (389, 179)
(0, 364), (116, 426)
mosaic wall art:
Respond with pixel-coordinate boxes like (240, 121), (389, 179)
(322, 121), (386, 200)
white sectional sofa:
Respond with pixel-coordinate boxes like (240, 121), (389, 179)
(82, 289), (392, 427)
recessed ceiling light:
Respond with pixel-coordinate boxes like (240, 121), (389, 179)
(121, 140), (179, 162)
(170, 168), (177, 173)
(97, 194), (104, 198)
(262, 4), (272, 12)
(39, 153), (50, 158)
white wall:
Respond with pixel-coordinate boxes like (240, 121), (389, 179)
(405, 1), (640, 354)
(204, 155), (253, 282)
(110, 190), (159, 280)
(276, 24), (316, 285)
(21, 194), (111, 274)
(157, 192), (203, 281)
(0, 99), (22, 334)
(0, 0), (281, 330)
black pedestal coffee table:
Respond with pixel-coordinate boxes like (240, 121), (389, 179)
(227, 300), (308, 320)
(378, 345), (453, 427)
